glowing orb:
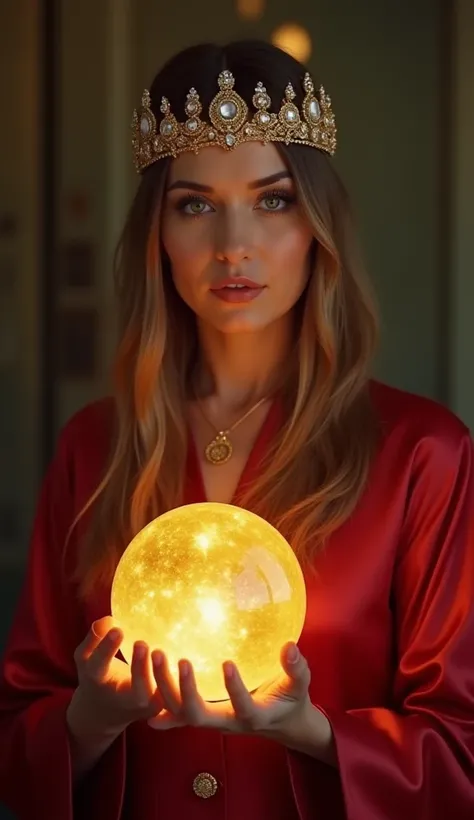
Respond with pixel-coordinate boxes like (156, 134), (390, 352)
(111, 502), (306, 701)
(272, 22), (312, 63)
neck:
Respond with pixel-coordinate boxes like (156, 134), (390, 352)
(193, 316), (294, 410)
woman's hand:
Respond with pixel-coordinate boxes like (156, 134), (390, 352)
(147, 641), (324, 749)
(67, 616), (163, 741)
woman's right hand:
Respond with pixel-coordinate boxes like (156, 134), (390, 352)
(67, 616), (163, 742)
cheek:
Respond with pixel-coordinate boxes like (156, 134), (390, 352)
(162, 217), (210, 296)
(267, 223), (313, 287)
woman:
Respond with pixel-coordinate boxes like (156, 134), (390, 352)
(0, 39), (473, 820)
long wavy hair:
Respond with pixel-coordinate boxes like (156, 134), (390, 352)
(74, 40), (379, 597)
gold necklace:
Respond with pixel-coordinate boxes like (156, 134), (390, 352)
(195, 395), (270, 465)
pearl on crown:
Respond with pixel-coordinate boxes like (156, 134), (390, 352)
(219, 101), (237, 120)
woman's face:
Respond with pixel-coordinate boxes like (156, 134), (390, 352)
(161, 141), (314, 334)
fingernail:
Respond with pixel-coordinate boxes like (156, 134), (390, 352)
(108, 629), (121, 641)
(91, 621), (99, 637)
(134, 642), (146, 659)
(223, 661), (234, 679)
(287, 644), (300, 664)
(153, 650), (164, 667)
(180, 660), (190, 678)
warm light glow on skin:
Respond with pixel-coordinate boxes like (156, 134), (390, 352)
(111, 503), (307, 701)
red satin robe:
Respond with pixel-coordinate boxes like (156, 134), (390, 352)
(0, 380), (473, 820)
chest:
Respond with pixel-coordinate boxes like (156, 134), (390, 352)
(194, 449), (248, 504)
(188, 403), (272, 504)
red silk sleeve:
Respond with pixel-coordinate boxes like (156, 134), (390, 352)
(0, 428), (125, 820)
(291, 429), (474, 819)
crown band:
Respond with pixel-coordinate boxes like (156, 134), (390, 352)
(132, 70), (337, 173)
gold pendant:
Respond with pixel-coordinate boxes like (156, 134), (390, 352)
(204, 433), (233, 465)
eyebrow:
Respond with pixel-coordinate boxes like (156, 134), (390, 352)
(166, 170), (292, 193)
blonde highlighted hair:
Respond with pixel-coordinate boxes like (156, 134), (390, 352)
(74, 41), (379, 596)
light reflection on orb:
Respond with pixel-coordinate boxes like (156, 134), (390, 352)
(111, 502), (307, 702)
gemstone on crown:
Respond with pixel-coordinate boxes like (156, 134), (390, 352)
(219, 70), (234, 89)
(140, 116), (150, 135)
(220, 101), (237, 119)
(309, 99), (321, 120)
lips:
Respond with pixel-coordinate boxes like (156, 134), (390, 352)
(210, 277), (266, 304)
(211, 277), (263, 291)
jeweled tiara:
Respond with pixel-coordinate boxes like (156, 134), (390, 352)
(132, 69), (337, 173)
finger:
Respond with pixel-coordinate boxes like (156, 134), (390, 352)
(151, 662), (235, 731)
(279, 643), (311, 696)
(131, 642), (154, 708)
(85, 628), (123, 681)
(73, 618), (120, 665)
(147, 709), (182, 730)
(74, 628), (101, 665)
(151, 650), (182, 715)
(223, 662), (258, 729)
(176, 660), (207, 726)
(91, 615), (118, 640)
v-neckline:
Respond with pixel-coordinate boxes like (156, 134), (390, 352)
(185, 397), (283, 506)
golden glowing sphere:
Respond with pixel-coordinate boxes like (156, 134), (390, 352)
(111, 503), (306, 701)
(272, 22), (313, 63)
(236, 0), (265, 21)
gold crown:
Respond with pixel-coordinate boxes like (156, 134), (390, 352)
(132, 69), (337, 173)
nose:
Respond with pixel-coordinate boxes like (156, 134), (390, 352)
(215, 209), (252, 265)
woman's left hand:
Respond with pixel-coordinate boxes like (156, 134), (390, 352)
(147, 641), (316, 745)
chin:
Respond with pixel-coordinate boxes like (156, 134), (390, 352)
(191, 301), (268, 334)
(209, 317), (268, 334)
